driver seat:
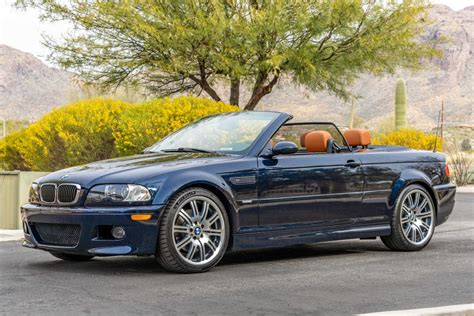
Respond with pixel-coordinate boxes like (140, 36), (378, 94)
(304, 131), (334, 153)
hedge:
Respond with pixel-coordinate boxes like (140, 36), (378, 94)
(0, 97), (237, 171)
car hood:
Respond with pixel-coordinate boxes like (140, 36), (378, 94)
(37, 152), (240, 188)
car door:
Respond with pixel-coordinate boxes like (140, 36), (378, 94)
(257, 152), (364, 228)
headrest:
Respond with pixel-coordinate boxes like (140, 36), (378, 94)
(300, 131), (311, 147)
(344, 129), (371, 147)
(305, 131), (333, 152)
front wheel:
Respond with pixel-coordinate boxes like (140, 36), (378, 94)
(50, 252), (94, 261)
(155, 187), (230, 273)
(382, 184), (436, 251)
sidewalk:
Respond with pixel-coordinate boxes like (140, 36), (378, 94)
(358, 303), (474, 315)
(0, 230), (24, 242)
(457, 185), (474, 193)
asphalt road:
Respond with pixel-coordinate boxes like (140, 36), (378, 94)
(1, 193), (472, 315)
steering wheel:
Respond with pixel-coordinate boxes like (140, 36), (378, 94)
(332, 142), (342, 153)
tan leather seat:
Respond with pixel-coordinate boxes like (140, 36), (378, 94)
(304, 131), (333, 153)
(300, 131), (310, 147)
(344, 129), (371, 148)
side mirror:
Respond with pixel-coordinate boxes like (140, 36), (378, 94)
(272, 141), (298, 156)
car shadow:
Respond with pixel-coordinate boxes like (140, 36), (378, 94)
(25, 240), (390, 275)
(220, 240), (389, 266)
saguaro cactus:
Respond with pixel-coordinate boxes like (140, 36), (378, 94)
(395, 78), (407, 130)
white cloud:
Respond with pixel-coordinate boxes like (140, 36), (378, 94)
(0, 0), (68, 63)
(432, 0), (473, 10)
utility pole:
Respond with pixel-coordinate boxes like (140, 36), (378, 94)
(0, 118), (5, 171)
(440, 99), (444, 151)
(349, 95), (355, 129)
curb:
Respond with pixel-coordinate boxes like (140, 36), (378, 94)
(0, 230), (24, 242)
(357, 303), (474, 316)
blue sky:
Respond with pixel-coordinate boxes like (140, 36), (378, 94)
(1, 0), (473, 64)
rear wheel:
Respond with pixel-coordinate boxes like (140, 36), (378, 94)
(155, 187), (230, 273)
(382, 184), (436, 251)
(50, 252), (94, 262)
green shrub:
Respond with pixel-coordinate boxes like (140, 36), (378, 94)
(0, 97), (237, 171)
(373, 128), (441, 151)
(461, 138), (472, 152)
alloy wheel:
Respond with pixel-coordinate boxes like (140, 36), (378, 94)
(171, 196), (225, 266)
(400, 189), (434, 246)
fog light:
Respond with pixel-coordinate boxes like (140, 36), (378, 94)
(111, 226), (126, 239)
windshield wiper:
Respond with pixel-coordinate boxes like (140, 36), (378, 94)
(161, 147), (216, 154)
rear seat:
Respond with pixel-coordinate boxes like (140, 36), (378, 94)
(343, 128), (371, 151)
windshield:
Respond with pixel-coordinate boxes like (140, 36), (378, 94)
(147, 112), (279, 154)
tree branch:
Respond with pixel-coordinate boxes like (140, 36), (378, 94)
(188, 60), (222, 102)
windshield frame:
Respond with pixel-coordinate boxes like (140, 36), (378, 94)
(146, 111), (287, 156)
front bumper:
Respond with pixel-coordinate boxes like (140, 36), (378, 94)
(21, 203), (164, 256)
(433, 183), (456, 226)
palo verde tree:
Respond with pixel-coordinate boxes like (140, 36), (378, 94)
(18, 0), (440, 110)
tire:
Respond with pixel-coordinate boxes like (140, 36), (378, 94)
(382, 184), (436, 251)
(155, 187), (230, 273)
(50, 252), (95, 262)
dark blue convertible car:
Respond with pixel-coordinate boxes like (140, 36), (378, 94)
(22, 111), (456, 273)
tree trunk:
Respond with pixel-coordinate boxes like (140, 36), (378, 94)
(244, 75), (279, 110)
(229, 78), (240, 106)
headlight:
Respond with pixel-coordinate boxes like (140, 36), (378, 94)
(29, 183), (40, 203)
(85, 184), (152, 206)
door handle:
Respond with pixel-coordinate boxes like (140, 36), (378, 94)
(345, 160), (361, 168)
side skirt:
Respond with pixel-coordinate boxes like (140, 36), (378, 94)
(231, 224), (391, 251)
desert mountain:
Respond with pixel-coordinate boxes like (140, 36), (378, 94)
(0, 45), (80, 121)
(256, 5), (474, 130)
(0, 5), (472, 131)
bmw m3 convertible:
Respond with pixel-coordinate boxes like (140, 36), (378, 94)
(22, 111), (456, 273)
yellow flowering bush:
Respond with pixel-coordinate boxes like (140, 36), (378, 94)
(373, 129), (442, 151)
(0, 130), (30, 171)
(0, 99), (128, 171)
(113, 96), (237, 156)
(0, 97), (238, 171)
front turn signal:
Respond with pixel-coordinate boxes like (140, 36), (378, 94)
(131, 214), (152, 221)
